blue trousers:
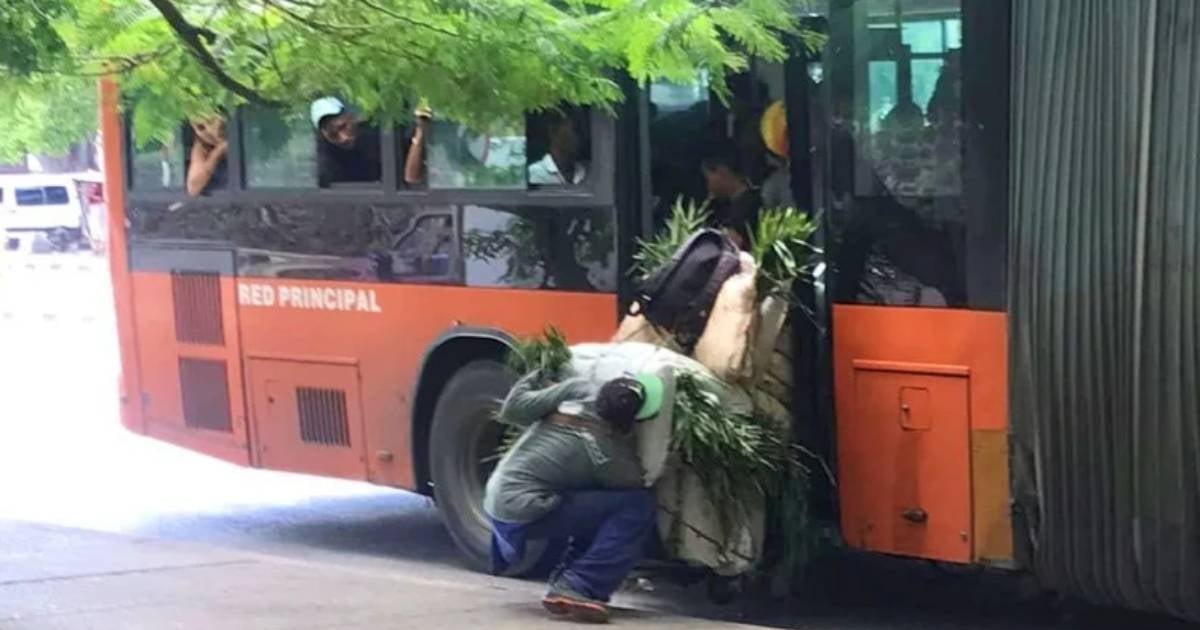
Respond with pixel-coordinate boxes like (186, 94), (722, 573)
(492, 489), (656, 601)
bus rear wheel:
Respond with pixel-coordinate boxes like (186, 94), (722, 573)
(429, 359), (514, 572)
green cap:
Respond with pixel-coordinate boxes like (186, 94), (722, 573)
(633, 373), (665, 420)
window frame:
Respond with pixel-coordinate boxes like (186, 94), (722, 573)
(123, 118), (187, 195)
(820, 0), (1010, 311)
(124, 106), (616, 210)
(13, 186), (71, 207)
(237, 105), (390, 194)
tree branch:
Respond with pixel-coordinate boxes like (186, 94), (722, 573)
(145, 0), (282, 105)
(350, 0), (459, 38)
(258, 0), (292, 89)
(265, 0), (377, 34)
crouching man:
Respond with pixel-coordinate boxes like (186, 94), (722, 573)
(484, 369), (665, 623)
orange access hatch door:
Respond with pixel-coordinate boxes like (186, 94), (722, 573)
(128, 246), (251, 466)
(839, 361), (973, 563)
(248, 358), (368, 480)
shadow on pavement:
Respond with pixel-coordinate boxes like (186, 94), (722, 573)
(125, 491), (467, 572)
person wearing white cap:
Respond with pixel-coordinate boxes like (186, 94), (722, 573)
(310, 96), (382, 187)
(309, 96), (430, 187)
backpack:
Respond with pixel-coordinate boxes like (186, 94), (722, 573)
(630, 229), (742, 351)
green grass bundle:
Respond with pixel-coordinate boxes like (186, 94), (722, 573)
(748, 207), (820, 301)
(632, 199), (820, 301)
(670, 372), (790, 510)
(506, 325), (571, 378)
(631, 197), (710, 281)
(674, 371), (837, 578)
(496, 326), (571, 453)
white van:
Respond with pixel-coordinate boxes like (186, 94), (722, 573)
(0, 172), (104, 250)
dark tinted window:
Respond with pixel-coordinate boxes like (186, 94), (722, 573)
(45, 186), (69, 204)
(131, 199), (459, 284)
(373, 208), (457, 282)
(462, 205), (615, 291)
(15, 186), (69, 206)
(645, 66), (788, 247)
(825, 0), (975, 307)
(15, 188), (44, 205)
(647, 77), (714, 227)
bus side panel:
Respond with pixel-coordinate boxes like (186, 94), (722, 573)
(130, 270), (251, 465)
(98, 79), (145, 436)
(235, 279), (616, 489)
(833, 305), (1011, 565)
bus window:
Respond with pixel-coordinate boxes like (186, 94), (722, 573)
(373, 208), (457, 282)
(462, 205), (615, 291)
(14, 186), (69, 206)
(243, 108), (319, 188)
(526, 107), (591, 187)
(129, 127), (183, 191)
(426, 120), (526, 189)
(646, 68), (780, 244)
(244, 100), (384, 189)
(825, 0), (968, 307)
(648, 76), (713, 227)
(184, 115), (229, 197)
(311, 97), (382, 188)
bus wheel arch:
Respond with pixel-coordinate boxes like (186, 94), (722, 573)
(410, 328), (513, 498)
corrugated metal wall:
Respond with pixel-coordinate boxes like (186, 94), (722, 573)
(1010, 0), (1199, 620)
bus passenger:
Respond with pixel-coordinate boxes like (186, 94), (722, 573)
(310, 96), (382, 187)
(528, 111), (588, 185)
(185, 116), (228, 197)
(701, 143), (762, 249)
(486, 371), (663, 623)
(403, 103), (433, 186)
(759, 100), (795, 210)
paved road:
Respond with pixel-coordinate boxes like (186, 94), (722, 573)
(0, 252), (1189, 629)
(4, 522), (770, 629)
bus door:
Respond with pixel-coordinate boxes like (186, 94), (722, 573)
(817, 0), (1011, 565)
(127, 238), (251, 466)
(638, 19), (839, 514)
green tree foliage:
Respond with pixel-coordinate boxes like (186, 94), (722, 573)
(0, 1), (94, 161)
(0, 0), (813, 153)
(0, 0), (71, 75)
(0, 75), (97, 163)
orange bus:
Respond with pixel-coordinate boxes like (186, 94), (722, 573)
(101, 0), (1198, 621)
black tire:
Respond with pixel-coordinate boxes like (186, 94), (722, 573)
(429, 359), (515, 572)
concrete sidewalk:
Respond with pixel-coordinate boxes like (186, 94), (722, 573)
(0, 521), (758, 629)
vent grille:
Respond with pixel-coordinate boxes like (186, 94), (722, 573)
(179, 358), (232, 432)
(171, 271), (225, 345)
(297, 387), (350, 447)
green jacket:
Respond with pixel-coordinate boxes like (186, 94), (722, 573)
(483, 364), (645, 524)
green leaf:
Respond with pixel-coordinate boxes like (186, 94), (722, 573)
(631, 196), (711, 281)
(1, 0), (813, 147)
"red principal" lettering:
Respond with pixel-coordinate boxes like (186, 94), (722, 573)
(237, 282), (382, 313)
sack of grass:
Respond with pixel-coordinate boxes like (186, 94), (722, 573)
(614, 200), (821, 575)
